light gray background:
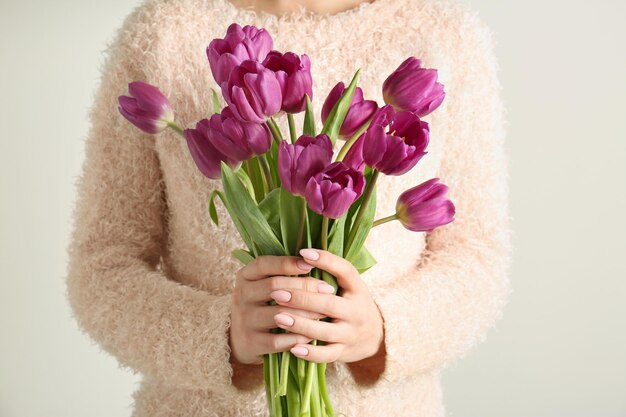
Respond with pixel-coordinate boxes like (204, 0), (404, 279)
(1, 0), (624, 416)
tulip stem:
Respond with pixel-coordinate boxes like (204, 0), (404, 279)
(335, 116), (373, 162)
(321, 216), (329, 250)
(345, 169), (379, 255)
(372, 213), (398, 227)
(167, 121), (186, 138)
(258, 154), (276, 190)
(287, 113), (297, 144)
(296, 197), (307, 253)
(267, 117), (283, 144)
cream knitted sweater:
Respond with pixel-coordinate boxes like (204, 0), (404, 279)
(65, 0), (512, 415)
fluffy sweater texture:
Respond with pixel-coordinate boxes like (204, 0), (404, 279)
(65, 0), (513, 415)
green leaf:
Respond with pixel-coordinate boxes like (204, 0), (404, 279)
(270, 140), (281, 188)
(279, 188), (304, 256)
(348, 244), (377, 274)
(232, 248), (254, 265)
(208, 190), (221, 226)
(344, 173), (377, 261)
(221, 162), (285, 256)
(258, 188), (282, 241)
(216, 189), (255, 254)
(327, 213), (347, 257)
(211, 88), (221, 114)
(263, 139), (282, 190)
(306, 206), (323, 249)
(321, 69), (361, 146)
(303, 94), (316, 136)
(236, 165), (256, 200)
(246, 158), (266, 203)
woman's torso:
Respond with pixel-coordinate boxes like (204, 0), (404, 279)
(131, 0), (457, 414)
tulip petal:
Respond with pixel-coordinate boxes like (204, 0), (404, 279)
(230, 85), (264, 123)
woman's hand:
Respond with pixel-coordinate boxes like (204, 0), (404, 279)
(270, 248), (385, 364)
(229, 255), (337, 366)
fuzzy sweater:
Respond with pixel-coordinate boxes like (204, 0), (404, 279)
(65, 0), (513, 415)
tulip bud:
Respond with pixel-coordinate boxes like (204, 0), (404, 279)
(363, 105), (429, 176)
(278, 134), (333, 196)
(382, 57), (445, 117)
(221, 60), (283, 124)
(262, 51), (313, 114)
(304, 161), (366, 219)
(321, 82), (378, 140)
(184, 119), (241, 179)
(207, 23), (273, 86)
(118, 81), (174, 134)
(396, 177), (455, 232)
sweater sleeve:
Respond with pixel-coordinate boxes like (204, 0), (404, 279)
(349, 12), (513, 385)
(64, 7), (262, 397)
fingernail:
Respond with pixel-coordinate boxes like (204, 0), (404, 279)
(296, 260), (313, 271)
(291, 346), (309, 356)
(274, 313), (294, 327)
(318, 283), (335, 294)
(300, 248), (320, 261)
(270, 290), (291, 303)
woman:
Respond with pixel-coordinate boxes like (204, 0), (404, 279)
(65, 0), (512, 415)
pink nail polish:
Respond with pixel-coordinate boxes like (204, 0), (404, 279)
(318, 283), (335, 294)
(274, 313), (294, 327)
(291, 346), (308, 356)
(296, 260), (313, 271)
(270, 290), (291, 302)
(300, 248), (320, 261)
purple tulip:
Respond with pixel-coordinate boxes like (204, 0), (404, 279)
(382, 57), (445, 117)
(396, 177), (455, 232)
(278, 134), (333, 197)
(118, 81), (174, 134)
(262, 51), (313, 114)
(207, 106), (272, 161)
(304, 161), (366, 219)
(342, 133), (366, 172)
(321, 82), (378, 139)
(184, 119), (240, 179)
(221, 60), (282, 124)
(207, 23), (273, 86)
(362, 105), (429, 176)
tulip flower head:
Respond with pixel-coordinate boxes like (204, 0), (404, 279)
(118, 81), (174, 134)
(207, 106), (272, 161)
(207, 23), (273, 86)
(305, 161), (366, 219)
(184, 119), (241, 179)
(382, 57), (445, 117)
(342, 133), (366, 172)
(278, 134), (333, 196)
(321, 82), (378, 140)
(221, 60), (283, 124)
(362, 105), (430, 176)
(262, 51), (313, 114)
(396, 177), (455, 232)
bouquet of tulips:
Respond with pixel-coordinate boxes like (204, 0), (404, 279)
(118, 23), (455, 417)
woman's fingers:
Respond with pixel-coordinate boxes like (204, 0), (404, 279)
(251, 305), (326, 330)
(298, 248), (365, 293)
(237, 255), (314, 283)
(243, 275), (335, 304)
(273, 312), (353, 344)
(269, 288), (350, 320)
(289, 342), (346, 364)
(252, 331), (313, 355)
